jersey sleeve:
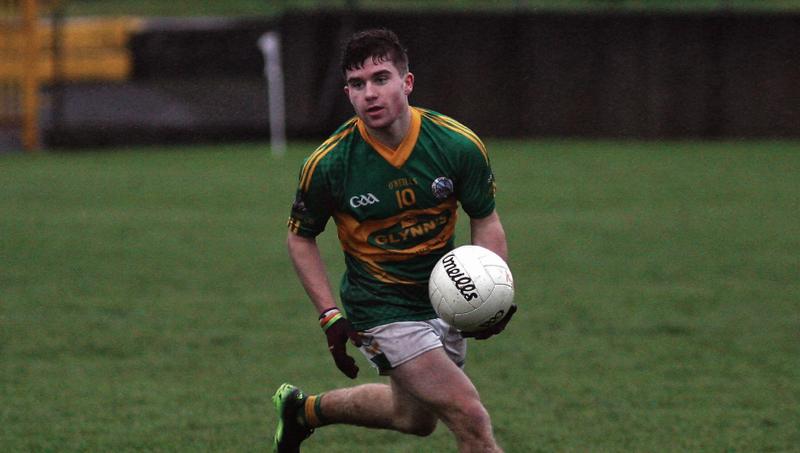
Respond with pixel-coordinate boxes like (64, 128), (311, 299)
(287, 157), (334, 238)
(456, 139), (496, 219)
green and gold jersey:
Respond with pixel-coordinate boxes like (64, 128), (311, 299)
(288, 107), (496, 330)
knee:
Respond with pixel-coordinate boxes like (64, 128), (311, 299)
(464, 401), (492, 428)
(444, 399), (492, 434)
(397, 414), (437, 437)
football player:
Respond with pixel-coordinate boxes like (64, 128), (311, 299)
(274, 28), (516, 453)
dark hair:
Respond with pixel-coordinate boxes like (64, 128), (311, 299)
(340, 28), (409, 77)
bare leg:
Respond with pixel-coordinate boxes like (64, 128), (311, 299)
(318, 347), (501, 452)
(318, 380), (437, 436)
(390, 348), (502, 453)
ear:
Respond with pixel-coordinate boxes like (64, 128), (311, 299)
(403, 72), (414, 96)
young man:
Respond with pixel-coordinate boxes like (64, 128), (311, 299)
(274, 29), (516, 453)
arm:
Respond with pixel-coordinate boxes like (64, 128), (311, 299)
(287, 231), (362, 378)
(465, 209), (516, 340)
(470, 210), (508, 263)
(286, 231), (337, 315)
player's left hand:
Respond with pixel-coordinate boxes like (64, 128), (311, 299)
(462, 304), (517, 340)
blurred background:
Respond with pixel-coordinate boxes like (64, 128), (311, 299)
(2, 0), (800, 151)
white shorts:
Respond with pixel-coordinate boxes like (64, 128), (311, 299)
(357, 318), (467, 375)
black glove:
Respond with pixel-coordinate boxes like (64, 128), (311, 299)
(319, 308), (363, 379)
(462, 304), (517, 340)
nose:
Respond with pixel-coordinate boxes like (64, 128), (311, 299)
(364, 82), (378, 100)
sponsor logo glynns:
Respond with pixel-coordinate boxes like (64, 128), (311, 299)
(368, 212), (450, 249)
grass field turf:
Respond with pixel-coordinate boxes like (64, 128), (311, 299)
(1, 140), (798, 452)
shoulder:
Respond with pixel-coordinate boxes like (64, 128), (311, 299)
(298, 117), (359, 192)
(416, 108), (488, 164)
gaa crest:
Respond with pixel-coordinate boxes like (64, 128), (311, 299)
(431, 177), (454, 200)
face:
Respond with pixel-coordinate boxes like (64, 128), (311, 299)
(344, 57), (414, 132)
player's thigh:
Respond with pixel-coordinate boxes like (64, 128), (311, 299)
(390, 346), (481, 415)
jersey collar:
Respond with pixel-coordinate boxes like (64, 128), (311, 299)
(357, 107), (421, 169)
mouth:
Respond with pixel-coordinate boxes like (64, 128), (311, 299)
(366, 106), (383, 114)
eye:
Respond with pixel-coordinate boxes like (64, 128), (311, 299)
(349, 80), (364, 89)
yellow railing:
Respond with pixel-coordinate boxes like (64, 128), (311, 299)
(0, 1), (141, 151)
(0, 0), (39, 151)
(0, 16), (141, 81)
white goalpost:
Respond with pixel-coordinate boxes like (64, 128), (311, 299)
(257, 31), (287, 157)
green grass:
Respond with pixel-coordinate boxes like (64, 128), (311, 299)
(1, 140), (799, 452)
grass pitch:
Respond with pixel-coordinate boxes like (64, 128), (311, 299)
(1, 140), (798, 452)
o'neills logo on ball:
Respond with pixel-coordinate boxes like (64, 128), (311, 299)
(442, 253), (478, 301)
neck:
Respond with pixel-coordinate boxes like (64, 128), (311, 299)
(365, 106), (412, 150)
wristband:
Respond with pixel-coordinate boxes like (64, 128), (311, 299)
(319, 308), (343, 331)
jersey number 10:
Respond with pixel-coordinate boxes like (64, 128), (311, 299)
(395, 188), (416, 208)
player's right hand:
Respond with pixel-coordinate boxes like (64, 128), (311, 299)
(319, 308), (363, 379)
